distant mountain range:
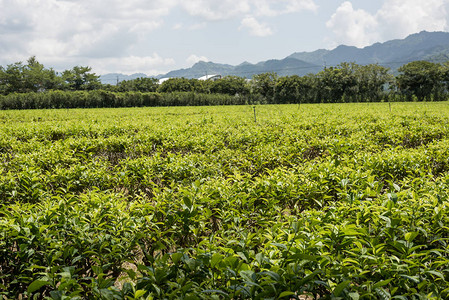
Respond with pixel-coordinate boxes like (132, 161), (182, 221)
(100, 31), (449, 84)
(100, 73), (149, 85)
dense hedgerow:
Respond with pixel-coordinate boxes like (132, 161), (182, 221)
(0, 88), (446, 111)
(0, 91), (251, 110)
(1, 103), (449, 299)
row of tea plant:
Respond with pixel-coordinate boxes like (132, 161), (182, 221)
(1, 102), (449, 299)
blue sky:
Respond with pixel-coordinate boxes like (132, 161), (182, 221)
(1, 0), (448, 75)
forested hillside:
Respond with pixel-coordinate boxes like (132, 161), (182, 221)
(144, 31), (449, 80)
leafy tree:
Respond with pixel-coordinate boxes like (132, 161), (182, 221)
(189, 78), (212, 94)
(118, 77), (159, 92)
(22, 56), (62, 92)
(439, 61), (449, 94)
(0, 62), (24, 94)
(62, 66), (101, 91)
(158, 78), (193, 93)
(397, 61), (442, 101)
(275, 75), (302, 104)
(316, 63), (358, 103)
(251, 72), (278, 103)
(355, 64), (393, 102)
(0, 57), (62, 94)
(211, 76), (250, 96)
(300, 74), (320, 103)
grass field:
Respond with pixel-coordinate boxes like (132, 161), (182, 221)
(1, 102), (449, 299)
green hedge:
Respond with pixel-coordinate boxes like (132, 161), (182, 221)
(0, 91), (249, 110)
(1, 90), (445, 110)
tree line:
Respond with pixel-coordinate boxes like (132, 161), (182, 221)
(1, 57), (449, 109)
(0, 57), (101, 94)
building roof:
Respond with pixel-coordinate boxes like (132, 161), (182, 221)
(198, 74), (221, 81)
(158, 78), (171, 84)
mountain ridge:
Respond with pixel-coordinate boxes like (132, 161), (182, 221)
(100, 31), (449, 84)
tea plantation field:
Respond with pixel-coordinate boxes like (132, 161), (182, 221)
(1, 103), (449, 299)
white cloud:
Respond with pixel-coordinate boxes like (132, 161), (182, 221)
(284, 0), (318, 13)
(180, 0), (251, 21)
(253, 0), (317, 17)
(173, 23), (183, 30)
(377, 0), (449, 40)
(0, 0), (319, 73)
(326, 0), (449, 48)
(88, 54), (176, 75)
(326, 1), (378, 47)
(180, 0), (317, 20)
(189, 22), (207, 30)
(186, 54), (210, 65)
(0, 0), (176, 68)
(240, 16), (274, 37)
(129, 21), (163, 34)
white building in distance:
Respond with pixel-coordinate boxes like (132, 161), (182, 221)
(198, 74), (222, 81)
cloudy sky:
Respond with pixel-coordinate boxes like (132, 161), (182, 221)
(1, 0), (449, 75)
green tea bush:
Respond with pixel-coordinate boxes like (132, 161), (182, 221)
(1, 103), (449, 298)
